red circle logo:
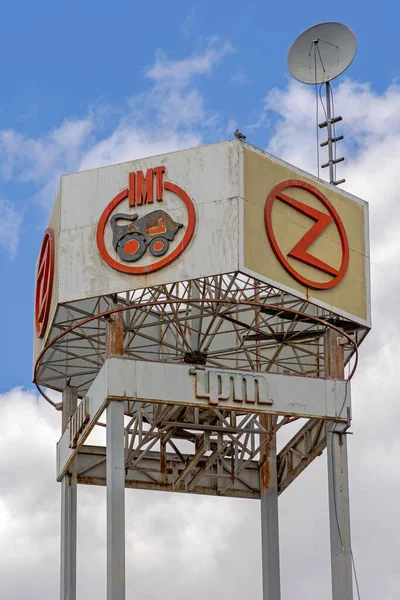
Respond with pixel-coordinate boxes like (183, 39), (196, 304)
(35, 228), (55, 338)
(264, 180), (349, 290)
(97, 168), (196, 275)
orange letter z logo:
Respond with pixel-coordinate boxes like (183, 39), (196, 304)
(277, 191), (338, 276)
(264, 179), (349, 290)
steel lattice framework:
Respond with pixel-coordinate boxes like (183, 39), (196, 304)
(38, 273), (366, 501)
(36, 272), (366, 397)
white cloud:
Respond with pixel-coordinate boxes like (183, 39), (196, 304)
(181, 7), (196, 39)
(79, 42), (234, 171)
(0, 199), (22, 257)
(0, 117), (94, 184)
(145, 40), (234, 87)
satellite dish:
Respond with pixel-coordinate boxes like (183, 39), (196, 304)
(287, 22), (357, 85)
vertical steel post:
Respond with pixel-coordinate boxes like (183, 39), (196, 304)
(107, 400), (125, 600)
(260, 414), (281, 600)
(60, 385), (77, 600)
(106, 309), (125, 600)
(324, 329), (353, 600)
(325, 82), (335, 185)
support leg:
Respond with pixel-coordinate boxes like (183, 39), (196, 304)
(324, 329), (353, 599)
(60, 385), (77, 600)
(260, 415), (281, 600)
(326, 426), (353, 599)
(107, 400), (125, 600)
(61, 475), (77, 600)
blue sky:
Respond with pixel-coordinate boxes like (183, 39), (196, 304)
(2, 3), (400, 599)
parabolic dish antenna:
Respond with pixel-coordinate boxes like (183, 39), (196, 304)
(287, 22), (357, 85)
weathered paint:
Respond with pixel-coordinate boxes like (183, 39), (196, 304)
(58, 141), (240, 303)
(241, 145), (370, 326)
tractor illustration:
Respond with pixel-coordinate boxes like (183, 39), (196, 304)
(110, 209), (183, 262)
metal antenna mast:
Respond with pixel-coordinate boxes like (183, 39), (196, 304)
(319, 80), (345, 185)
(310, 38), (346, 185)
(288, 22), (357, 186)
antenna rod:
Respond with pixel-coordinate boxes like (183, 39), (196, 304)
(325, 82), (335, 185)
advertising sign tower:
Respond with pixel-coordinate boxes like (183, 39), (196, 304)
(34, 136), (370, 600)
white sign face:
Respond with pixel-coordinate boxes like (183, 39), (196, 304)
(57, 141), (240, 303)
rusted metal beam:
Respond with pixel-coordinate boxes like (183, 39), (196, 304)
(76, 446), (260, 499)
(105, 310), (124, 358)
(277, 417), (326, 494)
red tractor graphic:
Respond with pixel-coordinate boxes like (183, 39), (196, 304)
(110, 210), (183, 263)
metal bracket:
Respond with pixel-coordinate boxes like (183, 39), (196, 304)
(328, 406), (352, 445)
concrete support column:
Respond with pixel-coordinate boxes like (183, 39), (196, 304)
(106, 308), (125, 600)
(324, 329), (353, 600)
(260, 414), (281, 600)
(61, 385), (78, 600)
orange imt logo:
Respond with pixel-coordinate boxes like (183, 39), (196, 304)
(97, 166), (196, 275)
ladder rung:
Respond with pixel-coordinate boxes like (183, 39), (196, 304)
(321, 157), (345, 168)
(320, 135), (344, 147)
(318, 116), (343, 128)
(334, 179), (346, 186)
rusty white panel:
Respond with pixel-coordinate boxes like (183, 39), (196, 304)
(57, 357), (350, 478)
(58, 140), (240, 303)
(57, 369), (110, 479)
(107, 357), (350, 420)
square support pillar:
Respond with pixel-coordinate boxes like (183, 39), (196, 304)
(106, 400), (126, 600)
(260, 414), (281, 600)
(61, 385), (77, 600)
(324, 329), (353, 600)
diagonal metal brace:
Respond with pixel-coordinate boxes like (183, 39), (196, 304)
(277, 418), (326, 494)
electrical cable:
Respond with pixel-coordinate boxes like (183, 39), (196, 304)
(313, 45), (320, 179)
(352, 549), (362, 600)
(329, 376), (348, 549)
(329, 83), (338, 183)
(319, 83), (328, 121)
(318, 83), (329, 182)
(315, 83), (320, 179)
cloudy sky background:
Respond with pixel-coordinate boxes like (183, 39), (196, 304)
(1, 1), (399, 598)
